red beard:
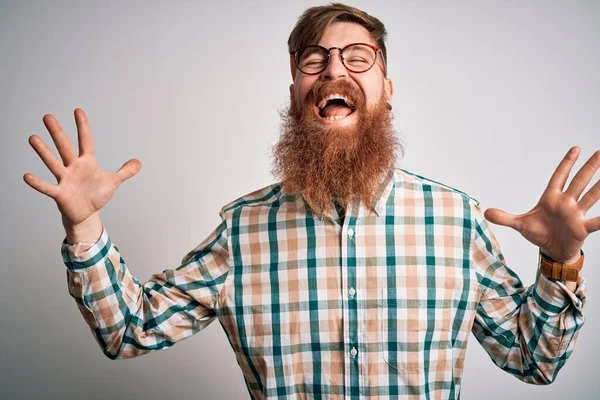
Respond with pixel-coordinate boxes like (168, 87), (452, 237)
(272, 79), (402, 218)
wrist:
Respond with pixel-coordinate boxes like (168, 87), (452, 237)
(63, 212), (103, 244)
(562, 254), (583, 264)
(539, 248), (585, 282)
(540, 248), (582, 265)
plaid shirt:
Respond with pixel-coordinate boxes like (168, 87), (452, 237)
(62, 168), (586, 399)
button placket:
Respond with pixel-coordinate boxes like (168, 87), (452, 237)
(338, 220), (351, 391)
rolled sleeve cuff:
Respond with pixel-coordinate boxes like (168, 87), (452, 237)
(533, 266), (586, 316)
(61, 225), (111, 270)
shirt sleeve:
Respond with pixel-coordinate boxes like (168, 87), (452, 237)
(470, 201), (586, 384)
(61, 214), (231, 360)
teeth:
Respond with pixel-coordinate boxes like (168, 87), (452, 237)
(324, 115), (347, 120)
(318, 93), (354, 110)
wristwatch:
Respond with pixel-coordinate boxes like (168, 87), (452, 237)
(539, 249), (584, 282)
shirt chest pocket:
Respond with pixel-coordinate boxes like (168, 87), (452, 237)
(378, 282), (455, 372)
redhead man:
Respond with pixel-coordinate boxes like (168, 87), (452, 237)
(25, 3), (598, 399)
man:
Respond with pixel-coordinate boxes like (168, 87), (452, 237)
(24, 3), (597, 399)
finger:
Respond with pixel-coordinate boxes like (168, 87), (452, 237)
(546, 146), (580, 192)
(115, 159), (142, 183)
(74, 108), (95, 156)
(565, 149), (600, 200)
(28, 135), (67, 180)
(585, 216), (600, 234)
(23, 172), (60, 199)
(579, 178), (600, 212)
(42, 114), (77, 166)
(483, 208), (521, 230)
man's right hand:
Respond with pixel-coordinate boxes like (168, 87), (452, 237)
(24, 108), (141, 241)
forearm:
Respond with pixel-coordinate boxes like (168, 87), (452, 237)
(62, 224), (223, 360)
(63, 227), (145, 359)
(519, 273), (586, 382)
(474, 269), (586, 384)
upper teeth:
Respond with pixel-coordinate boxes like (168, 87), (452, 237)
(318, 93), (353, 110)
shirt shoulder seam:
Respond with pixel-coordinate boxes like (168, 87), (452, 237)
(220, 182), (284, 214)
(397, 168), (480, 205)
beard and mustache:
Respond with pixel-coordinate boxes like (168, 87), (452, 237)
(271, 79), (402, 218)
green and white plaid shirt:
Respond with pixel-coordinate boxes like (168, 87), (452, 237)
(62, 168), (586, 399)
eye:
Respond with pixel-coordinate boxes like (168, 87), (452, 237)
(346, 57), (368, 64)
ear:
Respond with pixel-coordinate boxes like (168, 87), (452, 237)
(383, 77), (394, 103)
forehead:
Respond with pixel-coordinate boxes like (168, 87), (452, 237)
(317, 22), (375, 48)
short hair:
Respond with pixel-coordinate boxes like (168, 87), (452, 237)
(288, 3), (388, 70)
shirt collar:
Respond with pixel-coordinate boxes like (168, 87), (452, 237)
(300, 167), (396, 222)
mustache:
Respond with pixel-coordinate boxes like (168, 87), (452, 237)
(303, 79), (366, 110)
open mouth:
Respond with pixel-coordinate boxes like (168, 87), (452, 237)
(317, 93), (356, 121)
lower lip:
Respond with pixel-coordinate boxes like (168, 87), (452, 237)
(313, 106), (357, 125)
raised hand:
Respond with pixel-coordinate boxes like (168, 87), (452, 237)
(24, 108), (141, 227)
(484, 147), (600, 264)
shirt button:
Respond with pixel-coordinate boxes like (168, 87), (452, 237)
(72, 275), (81, 285)
(348, 287), (356, 297)
(347, 228), (354, 238)
(350, 347), (358, 357)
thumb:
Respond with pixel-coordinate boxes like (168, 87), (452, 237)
(484, 208), (520, 230)
(115, 159), (142, 183)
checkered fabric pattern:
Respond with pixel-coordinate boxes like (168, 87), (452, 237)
(62, 168), (586, 399)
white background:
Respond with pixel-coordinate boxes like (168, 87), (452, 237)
(1, 1), (598, 398)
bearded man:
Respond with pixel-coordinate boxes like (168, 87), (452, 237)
(24, 3), (598, 399)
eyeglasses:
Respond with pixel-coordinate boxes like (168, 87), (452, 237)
(290, 43), (385, 75)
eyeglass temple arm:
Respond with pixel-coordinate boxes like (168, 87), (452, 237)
(377, 50), (388, 77)
(289, 54), (296, 81)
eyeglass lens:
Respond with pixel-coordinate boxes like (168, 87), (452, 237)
(296, 44), (377, 74)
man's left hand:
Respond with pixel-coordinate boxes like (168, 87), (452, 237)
(484, 146), (600, 264)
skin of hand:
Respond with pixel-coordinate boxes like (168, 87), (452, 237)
(23, 108), (141, 230)
(484, 147), (600, 278)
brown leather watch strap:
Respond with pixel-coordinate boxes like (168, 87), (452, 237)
(539, 250), (584, 282)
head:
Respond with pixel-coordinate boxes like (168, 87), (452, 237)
(272, 3), (402, 218)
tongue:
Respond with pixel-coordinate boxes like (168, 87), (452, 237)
(321, 104), (353, 117)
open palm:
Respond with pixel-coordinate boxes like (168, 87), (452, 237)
(23, 108), (141, 226)
(485, 147), (600, 263)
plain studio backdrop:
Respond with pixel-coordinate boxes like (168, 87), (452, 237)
(1, 1), (598, 399)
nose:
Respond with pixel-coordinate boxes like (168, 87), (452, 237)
(320, 48), (347, 80)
